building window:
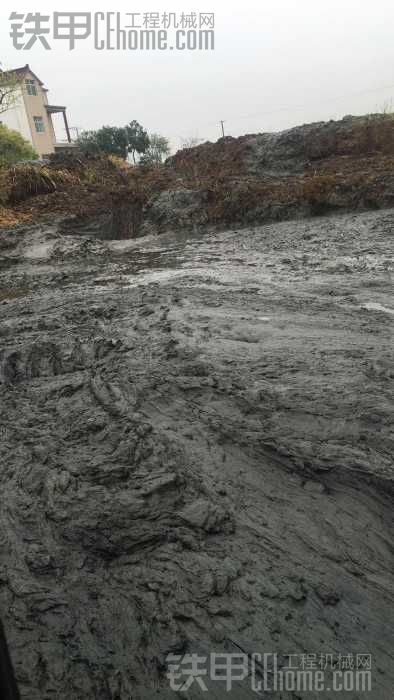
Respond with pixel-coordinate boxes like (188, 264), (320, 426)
(25, 79), (37, 96)
(33, 116), (45, 133)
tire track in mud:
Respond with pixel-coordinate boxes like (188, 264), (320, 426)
(0, 208), (393, 698)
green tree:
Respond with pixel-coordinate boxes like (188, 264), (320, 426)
(140, 133), (170, 166)
(77, 126), (129, 159)
(77, 121), (149, 161)
(75, 130), (101, 155)
(125, 120), (150, 163)
(0, 124), (37, 166)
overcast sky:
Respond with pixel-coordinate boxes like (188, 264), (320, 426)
(1, 0), (394, 150)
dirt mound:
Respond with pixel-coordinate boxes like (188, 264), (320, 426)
(168, 114), (394, 178)
(1, 114), (394, 235)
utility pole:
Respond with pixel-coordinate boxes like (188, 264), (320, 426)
(220, 120), (226, 138)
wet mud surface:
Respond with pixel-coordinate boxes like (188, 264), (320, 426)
(0, 209), (393, 698)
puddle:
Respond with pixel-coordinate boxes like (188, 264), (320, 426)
(24, 242), (56, 260)
(362, 302), (394, 315)
(125, 267), (229, 288)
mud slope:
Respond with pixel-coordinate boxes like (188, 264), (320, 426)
(0, 209), (393, 699)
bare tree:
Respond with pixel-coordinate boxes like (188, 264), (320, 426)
(0, 67), (23, 116)
(180, 136), (202, 149)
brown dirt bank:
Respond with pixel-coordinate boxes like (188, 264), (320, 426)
(1, 114), (394, 236)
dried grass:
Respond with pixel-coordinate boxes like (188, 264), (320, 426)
(0, 165), (76, 204)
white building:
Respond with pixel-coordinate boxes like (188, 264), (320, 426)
(0, 64), (73, 158)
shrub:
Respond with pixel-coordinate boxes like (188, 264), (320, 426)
(0, 124), (37, 166)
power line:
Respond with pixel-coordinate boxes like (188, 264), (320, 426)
(229, 82), (394, 124)
(180, 80), (394, 136)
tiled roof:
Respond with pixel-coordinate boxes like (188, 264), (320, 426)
(1, 64), (44, 86)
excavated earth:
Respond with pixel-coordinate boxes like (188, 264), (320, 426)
(0, 207), (393, 699)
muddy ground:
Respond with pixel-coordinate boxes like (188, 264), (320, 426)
(0, 208), (393, 699)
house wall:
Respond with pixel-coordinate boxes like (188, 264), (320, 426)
(0, 86), (32, 144)
(22, 71), (56, 157)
